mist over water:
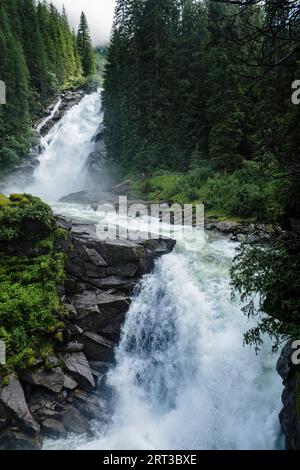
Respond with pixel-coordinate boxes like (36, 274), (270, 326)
(46, 227), (283, 450)
(5, 92), (281, 450)
(6, 92), (101, 202)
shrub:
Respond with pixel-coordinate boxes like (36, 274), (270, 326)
(0, 195), (66, 373)
(0, 193), (56, 242)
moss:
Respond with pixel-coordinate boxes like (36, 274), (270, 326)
(0, 195), (66, 374)
(0, 194), (9, 207)
(54, 227), (69, 240)
(0, 193), (56, 242)
(36, 237), (54, 252)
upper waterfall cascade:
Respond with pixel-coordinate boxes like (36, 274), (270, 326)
(6, 91), (102, 202)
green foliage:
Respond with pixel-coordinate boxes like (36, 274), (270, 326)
(0, 195), (67, 372)
(77, 12), (96, 77)
(0, 1), (96, 172)
(0, 194), (55, 242)
(132, 160), (286, 222)
(103, 1), (254, 175)
(231, 235), (300, 352)
(198, 161), (285, 222)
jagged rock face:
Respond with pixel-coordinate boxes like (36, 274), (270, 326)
(84, 123), (110, 190)
(277, 341), (300, 450)
(0, 218), (176, 449)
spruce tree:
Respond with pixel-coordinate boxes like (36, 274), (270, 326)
(77, 12), (96, 77)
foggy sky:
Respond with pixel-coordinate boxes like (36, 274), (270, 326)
(52, 0), (116, 46)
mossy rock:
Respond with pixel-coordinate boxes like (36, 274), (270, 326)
(0, 194), (9, 207)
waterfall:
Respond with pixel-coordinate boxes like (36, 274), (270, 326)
(2, 88), (282, 450)
(45, 229), (283, 451)
(6, 91), (102, 202)
(36, 98), (62, 134)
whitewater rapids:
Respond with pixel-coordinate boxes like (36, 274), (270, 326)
(3, 90), (282, 450)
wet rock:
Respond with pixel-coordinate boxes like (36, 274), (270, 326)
(88, 276), (136, 292)
(20, 366), (64, 394)
(63, 375), (78, 391)
(58, 342), (84, 353)
(85, 247), (108, 267)
(41, 418), (66, 437)
(73, 389), (102, 420)
(81, 332), (115, 362)
(0, 428), (43, 450)
(74, 291), (129, 333)
(277, 341), (300, 450)
(106, 263), (138, 278)
(88, 361), (113, 374)
(0, 374), (39, 434)
(62, 406), (91, 435)
(63, 352), (95, 391)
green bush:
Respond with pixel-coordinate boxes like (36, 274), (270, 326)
(131, 160), (286, 222)
(0, 193), (56, 242)
(0, 195), (67, 373)
(199, 161), (285, 221)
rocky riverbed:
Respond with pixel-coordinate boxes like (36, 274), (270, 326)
(0, 217), (175, 450)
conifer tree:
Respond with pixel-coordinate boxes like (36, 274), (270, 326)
(77, 12), (96, 76)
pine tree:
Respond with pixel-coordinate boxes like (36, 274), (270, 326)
(77, 12), (96, 77)
(0, 0), (84, 170)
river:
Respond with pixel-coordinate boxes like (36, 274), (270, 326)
(4, 91), (283, 450)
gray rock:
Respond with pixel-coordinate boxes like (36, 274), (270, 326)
(74, 291), (129, 333)
(0, 428), (43, 450)
(63, 375), (78, 390)
(41, 418), (66, 437)
(277, 341), (300, 450)
(0, 374), (39, 433)
(81, 332), (115, 362)
(73, 389), (103, 420)
(62, 406), (91, 435)
(63, 352), (95, 391)
(20, 366), (64, 393)
(106, 263), (138, 278)
(85, 247), (108, 267)
(58, 342), (84, 353)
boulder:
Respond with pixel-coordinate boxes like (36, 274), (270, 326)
(277, 341), (300, 450)
(0, 428), (43, 450)
(63, 352), (95, 391)
(81, 332), (115, 362)
(63, 375), (78, 391)
(41, 418), (66, 437)
(62, 406), (91, 435)
(58, 342), (84, 353)
(73, 389), (103, 420)
(20, 366), (64, 394)
(106, 263), (138, 278)
(74, 291), (129, 333)
(0, 374), (39, 433)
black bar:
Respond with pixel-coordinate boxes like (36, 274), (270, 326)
(0, 450), (295, 466)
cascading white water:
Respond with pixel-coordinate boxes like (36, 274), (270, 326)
(44, 213), (283, 451)
(3, 89), (282, 450)
(36, 98), (62, 134)
(6, 91), (102, 202)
